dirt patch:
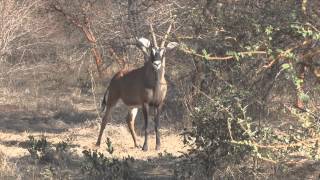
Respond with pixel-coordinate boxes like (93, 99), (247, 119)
(0, 97), (187, 179)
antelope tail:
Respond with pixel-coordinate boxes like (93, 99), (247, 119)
(100, 86), (109, 113)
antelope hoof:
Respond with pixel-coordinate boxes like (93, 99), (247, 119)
(142, 144), (148, 151)
(155, 145), (161, 151)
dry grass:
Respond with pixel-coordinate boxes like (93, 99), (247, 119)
(0, 150), (15, 178)
(1, 60), (319, 179)
(0, 86), (187, 179)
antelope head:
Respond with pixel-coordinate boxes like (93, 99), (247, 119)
(136, 22), (179, 70)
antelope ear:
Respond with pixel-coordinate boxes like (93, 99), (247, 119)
(137, 37), (151, 48)
(166, 42), (179, 49)
(136, 37), (151, 55)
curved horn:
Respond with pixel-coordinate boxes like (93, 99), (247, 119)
(149, 24), (158, 48)
(160, 21), (173, 48)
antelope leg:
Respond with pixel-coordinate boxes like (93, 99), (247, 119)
(142, 103), (150, 151)
(127, 108), (139, 148)
(154, 104), (163, 150)
(96, 106), (111, 146)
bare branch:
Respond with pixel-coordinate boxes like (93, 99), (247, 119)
(52, 1), (103, 76)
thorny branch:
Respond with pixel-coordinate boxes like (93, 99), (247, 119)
(52, 2), (103, 76)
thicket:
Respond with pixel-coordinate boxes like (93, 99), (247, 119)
(175, 0), (320, 179)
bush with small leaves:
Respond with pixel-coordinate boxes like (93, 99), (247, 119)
(26, 136), (72, 164)
(182, 87), (252, 178)
(81, 149), (133, 180)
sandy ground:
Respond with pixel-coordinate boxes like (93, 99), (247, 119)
(1, 91), (319, 179)
(0, 123), (186, 159)
(0, 96), (187, 179)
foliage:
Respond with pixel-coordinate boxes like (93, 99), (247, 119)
(25, 136), (135, 179)
(181, 80), (320, 179)
(106, 137), (114, 154)
(182, 84), (252, 177)
(27, 135), (51, 162)
(26, 136), (70, 164)
(81, 149), (133, 180)
(21, 136), (77, 180)
(176, 2), (320, 178)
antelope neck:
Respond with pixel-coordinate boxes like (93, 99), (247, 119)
(145, 58), (165, 88)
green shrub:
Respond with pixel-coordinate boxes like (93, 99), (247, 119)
(26, 136), (70, 164)
(182, 88), (252, 177)
(81, 149), (133, 180)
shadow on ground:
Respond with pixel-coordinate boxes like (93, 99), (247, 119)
(0, 104), (97, 133)
(278, 160), (320, 180)
(4, 145), (180, 180)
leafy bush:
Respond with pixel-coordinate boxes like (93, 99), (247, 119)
(182, 86), (252, 177)
(81, 149), (133, 180)
(26, 136), (70, 164)
(27, 135), (51, 162)
(106, 137), (114, 154)
(26, 136), (134, 179)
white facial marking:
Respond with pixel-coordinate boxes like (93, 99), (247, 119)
(152, 48), (157, 56)
(153, 60), (161, 66)
(152, 60), (161, 70)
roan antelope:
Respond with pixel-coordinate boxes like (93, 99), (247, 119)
(96, 22), (178, 151)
